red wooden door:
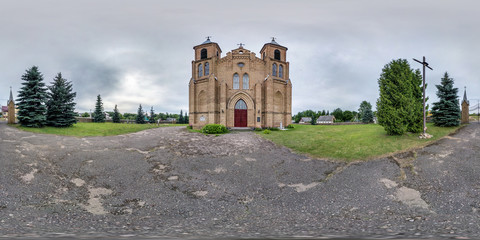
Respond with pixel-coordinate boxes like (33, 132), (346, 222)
(234, 109), (247, 127)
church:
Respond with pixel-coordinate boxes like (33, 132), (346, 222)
(188, 38), (292, 129)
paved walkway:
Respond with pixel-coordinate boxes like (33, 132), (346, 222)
(0, 122), (479, 239)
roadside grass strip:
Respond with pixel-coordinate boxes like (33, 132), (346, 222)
(14, 122), (188, 137)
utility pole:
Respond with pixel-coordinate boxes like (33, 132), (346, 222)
(413, 56), (433, 135)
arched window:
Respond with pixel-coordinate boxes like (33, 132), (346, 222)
(243, 73), (249, 89)
(204, 62), (209, 75)
(235, 99), (247, 109)
(198, 64), (203, 77)
(274, 49), (281, 60)
(233, 73), (240, 89)
(200, 49), (207, 59)
(279, 65), (283, 78)
(263, 52), (266, 59)
(272, 63), (277, 77)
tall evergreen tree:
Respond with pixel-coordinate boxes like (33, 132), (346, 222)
(149, 107), (155, 124)
(112, 105), (121, 123)
(179, 110), (184, 124)
(16, 66), (48, 127)
(358, 100), (374, 123)
(184, 111), (189, 124)
(376, 59), (423, 135)
(46, 73), (77, 127)
(136, 104), (145, 124)
(431, 72), (461, 126)
(93, 94), (105, 123)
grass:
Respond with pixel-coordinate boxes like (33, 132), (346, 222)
(14, 122), (188, 137)
(257, 123), (462, 162)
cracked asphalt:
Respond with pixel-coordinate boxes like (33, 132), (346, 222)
(0, 122), (479, 239)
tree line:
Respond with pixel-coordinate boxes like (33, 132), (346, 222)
(87, 94), (189, 124)
(293, 101), (374, 124)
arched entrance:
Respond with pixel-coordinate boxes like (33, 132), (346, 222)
(234, 99), (247, 127)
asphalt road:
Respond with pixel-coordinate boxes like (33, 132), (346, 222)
(0, 122), (479, 239)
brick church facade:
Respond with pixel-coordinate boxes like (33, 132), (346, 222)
(188, 38), (292, 129)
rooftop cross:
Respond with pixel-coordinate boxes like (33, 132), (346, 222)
(237, 43), (245, 48)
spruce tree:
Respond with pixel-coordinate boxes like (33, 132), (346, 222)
(179, 110), (184, 124)
(184, 111), (189, 124)
(93, 94), (105, 123)
(431, 72), (461, 126)
(363, 107), (374, 123)
(149, 107), (155, 124)
(46, 73), (77, 127)
(358, 101), (374, 123)
(136, 104), (145, 124)
(112, 105), (121, 123)
(16, 66), (48, 127)
(376, 59), (423, 135)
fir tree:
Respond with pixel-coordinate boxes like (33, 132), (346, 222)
(184, 111), (189, 124)
(16, 66), (48, 127)
(179, 110), (184, 124)
(136, 104), (145, 124)
(376, 59), (423, 135)
(93, 94), (105, 123)
(431, 72), (461, 126)
(358, 101), (374, 123)
(112, 105), (121, 123)
(149, 107), (155, 124)
(363, 108), (374, 123)
(46, 73), (77, 127)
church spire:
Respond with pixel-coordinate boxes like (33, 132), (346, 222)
(8, 86), (14, 105)
(463, 86), (468, 104)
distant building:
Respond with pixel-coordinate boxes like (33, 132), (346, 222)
(299, 117), (312, 124)
(316, 116), (335, 124)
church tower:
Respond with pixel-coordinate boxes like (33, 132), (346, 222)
(461, 87), (469, 124)
(189, 38), (292, 129)
(7, 87), (15, 124)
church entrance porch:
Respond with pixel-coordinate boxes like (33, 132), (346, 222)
(234, 99), (247, 127)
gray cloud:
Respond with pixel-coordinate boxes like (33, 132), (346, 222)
(1, 0), (480, 115)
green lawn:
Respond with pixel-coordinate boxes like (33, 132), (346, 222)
(258, 123), (462, 162)
(15, 122), (188, 137)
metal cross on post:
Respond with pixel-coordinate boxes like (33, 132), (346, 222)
(237, 43), (245, 48)
(413, 56), (433, 136)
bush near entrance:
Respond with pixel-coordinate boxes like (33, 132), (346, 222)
(201, 124), (228, 134)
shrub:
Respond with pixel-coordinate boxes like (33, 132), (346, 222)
(267, 127), (279, 131)
(286, 124), (294, 129)
(254, 128), (263, 131)
(187, 125), (193, 129)
(263, 129), (271, 134)
(202, 124), (228, 134)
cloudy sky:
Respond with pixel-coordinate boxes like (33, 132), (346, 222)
(1, 0), (479, 115)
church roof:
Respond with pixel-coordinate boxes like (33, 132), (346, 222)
(260, 38), (287, 52)
(463, 87), (469, 104)
(7, 87), (14, 105)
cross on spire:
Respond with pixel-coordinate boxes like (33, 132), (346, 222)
(271, 37), (276, 42)
(237, 43), (245, 48)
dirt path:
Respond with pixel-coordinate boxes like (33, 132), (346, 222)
(1, 122), (479, 239)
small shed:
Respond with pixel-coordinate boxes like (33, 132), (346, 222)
(316, 116), (335, 124)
